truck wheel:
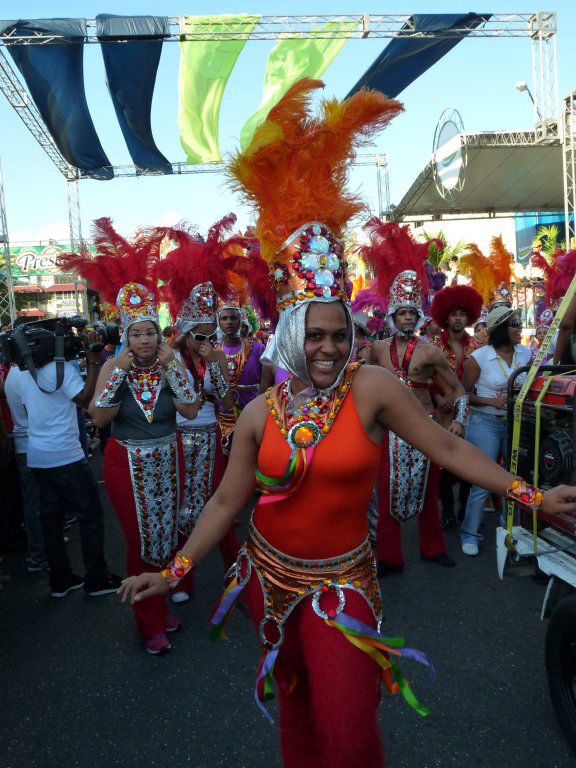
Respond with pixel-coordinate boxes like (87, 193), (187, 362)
(546, 595), (576, 751)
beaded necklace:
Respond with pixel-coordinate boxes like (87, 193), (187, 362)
(256, 363), (361, 501)
(265, 362), (360, 450)
(218, 337), (253, 389)
(127, 361), (163, 423)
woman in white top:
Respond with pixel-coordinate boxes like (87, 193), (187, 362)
(173, 310), (240, 602)
(460, 306), (531, 555)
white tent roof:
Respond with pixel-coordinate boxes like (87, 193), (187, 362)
(392, 130), (562, 220)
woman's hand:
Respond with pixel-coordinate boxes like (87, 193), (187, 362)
(491, 394), (507, 409)
(541, 486), (576, 516)
(117, 572), (169, 604)
(157, 342), (176, 367)
(198, 341), (217, 362)
(114, 347), (134, 371)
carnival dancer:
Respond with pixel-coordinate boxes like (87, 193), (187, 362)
(364, 220), (465, 575)
(60, 218), (199, 655)
(118, 80), (576, 768)
(429, 285), (483, 527)
(156, 217), (244, 598)
(215, 303), (265, 449)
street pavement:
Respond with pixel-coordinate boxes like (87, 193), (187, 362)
(2, 460), (575, 768)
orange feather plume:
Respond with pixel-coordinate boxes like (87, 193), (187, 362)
(227, 78), (403, 263)
(457, 236), (513, 306)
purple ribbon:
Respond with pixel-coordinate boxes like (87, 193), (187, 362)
(254, 648), (279, 725)
(336, 612), (436, 682)
(210, 580), (246, 626)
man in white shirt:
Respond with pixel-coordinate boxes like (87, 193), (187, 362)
(10, 335), (120, 598)
(4, 365), (47, 572)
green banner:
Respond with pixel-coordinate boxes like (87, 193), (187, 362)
(179, 14), (260, 164)
(240, 20), (357, 150)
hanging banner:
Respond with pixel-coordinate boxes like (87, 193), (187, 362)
(240, 20), (357, 150)
(179, 14), (260, 164)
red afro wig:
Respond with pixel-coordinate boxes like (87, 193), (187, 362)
(430, 284), (483, 329)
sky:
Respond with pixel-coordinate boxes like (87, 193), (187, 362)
(0, 1), (575, 245)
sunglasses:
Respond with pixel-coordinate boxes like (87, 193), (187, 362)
(508, 319), (522, 328)
(191, 332), (218, 342)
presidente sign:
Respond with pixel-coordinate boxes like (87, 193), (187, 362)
(1, 244), (94, 278)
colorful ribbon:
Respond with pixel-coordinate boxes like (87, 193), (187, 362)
(209, 576), (245, 641)
(254, 649), (279, 724)
(255, 445), (314, 504)
(326, 612), (435, 717)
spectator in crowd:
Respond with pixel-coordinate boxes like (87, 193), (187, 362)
(460, 306), (531, 555)
(473, 320), (488, 347)
(4, 362), (47, 572)
(11, 329), (120, 597)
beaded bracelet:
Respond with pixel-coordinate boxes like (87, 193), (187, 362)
(95, 366), (127, 408)
(164, 359), (197, 404)
(506, 477), (544, 509)
(160, 551), (195, 587)
(207, 360), (229, 401)
(452, 395), (470, 427)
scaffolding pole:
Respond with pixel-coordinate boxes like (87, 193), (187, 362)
(562, 92), (576, 248)
(0, 155), (15, 326)
(66, 178), (88, 317)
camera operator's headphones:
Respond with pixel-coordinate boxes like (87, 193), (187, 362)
(13, 324), (66, 394)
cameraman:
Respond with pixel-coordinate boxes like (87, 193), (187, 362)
(13, 328), (120, 598)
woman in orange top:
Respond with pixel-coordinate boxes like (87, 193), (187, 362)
(118, 80), (576, 768)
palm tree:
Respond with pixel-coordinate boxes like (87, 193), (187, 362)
(418, 229), (467, 269)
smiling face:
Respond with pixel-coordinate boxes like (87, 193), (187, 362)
(507, 315), (523, 345)
(127, 320), (159, 362)
(393, 307), (419, 335)
(304, 302), (351, 389)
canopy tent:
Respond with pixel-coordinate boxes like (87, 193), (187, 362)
(392, 130), (563, 220)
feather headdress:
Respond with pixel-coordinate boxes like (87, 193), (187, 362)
(458, 236), (513, 308)
(154, 214), (246, 332)
(357, 219), (437, 332)
(58, 217), (164, 336)
(530, 248), (576, 311)
(227, 77), (403, 313)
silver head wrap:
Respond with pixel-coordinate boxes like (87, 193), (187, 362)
(176, 281), (217, 336)
(116, 282), (161, 346)
(262, 299), (355, 409)
(216, 304), (242, 341)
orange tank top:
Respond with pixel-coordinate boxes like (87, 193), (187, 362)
(253, 390), (381, 560)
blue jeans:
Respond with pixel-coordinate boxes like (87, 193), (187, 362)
(461, 411), (507, 546)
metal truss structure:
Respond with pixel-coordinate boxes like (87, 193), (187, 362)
(0, 156), (15, 326)
(0, 13), (556, 43)
(0, 12), (561, 322)
(562, 91), (576, 247)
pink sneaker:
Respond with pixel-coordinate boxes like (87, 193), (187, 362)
(145, 633), (171, 655)
(165, 615), (182, 633)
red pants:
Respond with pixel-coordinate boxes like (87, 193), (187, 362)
(377, 444), (446, 567)
(104, 437), (194, 640)
(209, 427), (240, 572)
(243, 575), (386, 768)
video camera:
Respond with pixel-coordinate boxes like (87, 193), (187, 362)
(0, 316), (120, 372)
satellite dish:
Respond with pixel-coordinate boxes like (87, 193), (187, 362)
(432, 108), (467, 201)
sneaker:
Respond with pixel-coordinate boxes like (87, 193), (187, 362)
(63, 516), (77, 531)
(26, 559), (49, 573)
(145, 633), (171, 655)
(462, 542), (479, 556)
(51, 574), (84, 598)
(171, 590), (190, 604)
(377, 561), (404, 578)
(165, 615), (183, 633)
(84, 572), (122, 597)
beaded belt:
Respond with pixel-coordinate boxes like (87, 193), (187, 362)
(116, 432), (177, 450)
(177, 422), (217, 434)
(243, 522), (382, 649)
